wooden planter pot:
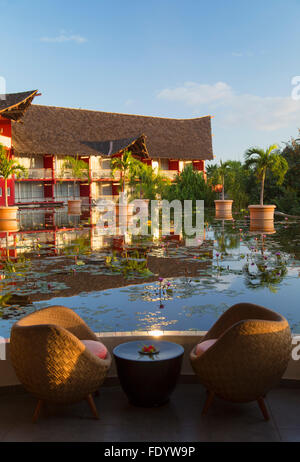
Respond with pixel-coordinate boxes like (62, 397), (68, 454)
(214, 200), (233, 220)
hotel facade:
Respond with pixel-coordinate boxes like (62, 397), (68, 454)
(0, 90), (214, 207)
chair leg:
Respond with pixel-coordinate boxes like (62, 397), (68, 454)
(202, 391), (215, 415)
(257, 397), (270, 421)
(86, 394), (99, 420)
(32, 400), (44, 423)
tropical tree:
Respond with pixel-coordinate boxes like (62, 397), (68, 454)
(128, 161), (170, 200)
(62, 155), (89, 200)
(165, 164), (216, 206)
(0, 144), (26, 207)
(207, 160), (230, 200)
(111, 150), (138, 192)
(245, 145), (288, 206)
(225, 160), (250, 211)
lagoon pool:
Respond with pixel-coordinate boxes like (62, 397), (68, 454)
(0, 207), (300, 337)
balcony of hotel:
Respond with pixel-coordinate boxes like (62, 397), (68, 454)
(91, 170), (120, 180)
(161, 170), (179, 180)
(54, 169), (89, 180)
(16, 168), (53, 180)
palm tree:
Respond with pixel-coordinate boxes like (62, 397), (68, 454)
(245, 145), (288, 206)
(0, 144), (26, 207)
(111, 150), (137, 192)
(62, 155), (89, 200)
(207, 160), (230, 200)
(128, 161), (170, 200)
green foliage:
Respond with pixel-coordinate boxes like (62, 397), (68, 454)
(111, 150), (170, 199)
(62, 155), (89, 200)
(111, 150), (138, 192)
(206, 160), (230, 200)
(163, 164), (216, 206)
(245, 144), (288, 206)
(0, 144), (27, 206)
(128, 161), (170, 200)
(62, 155), (89, 179)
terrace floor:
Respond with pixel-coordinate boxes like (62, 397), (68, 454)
(0, 383), (299, 442)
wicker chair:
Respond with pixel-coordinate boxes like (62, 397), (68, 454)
(190, 303), (292, 420)
(10, 305), (112, 422)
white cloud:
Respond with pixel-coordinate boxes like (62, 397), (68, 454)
(40, 34), (87, 44)
(158, 81), (233, 106)
(157, 81), (300, 131)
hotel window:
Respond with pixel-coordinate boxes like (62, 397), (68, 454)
(55, 182), (79, 198)
(101, 184), (113, 196)
(7, 187), (11, 197)
(160, 159), (169, 170)
(101, 159), (111, 170)
(0, 188), (2, 197)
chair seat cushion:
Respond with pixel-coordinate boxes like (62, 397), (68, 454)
(195, 339), (217, 356)
(82, 340), (108, 359)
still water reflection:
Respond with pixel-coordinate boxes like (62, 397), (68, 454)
(0, 207), (299, 337)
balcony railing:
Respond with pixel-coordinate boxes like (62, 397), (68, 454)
(15, 197), (58, 204)
(55, 169), (89, 180)
(17, 168), (53, 180)
(91, 170), (120, 180)
(161, 170), (178, 179)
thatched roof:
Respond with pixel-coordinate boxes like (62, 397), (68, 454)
(12, 104), (213, 160)
(0, 91), (38, 121)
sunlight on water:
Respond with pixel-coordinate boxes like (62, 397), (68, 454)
(0, 206), (300, 337)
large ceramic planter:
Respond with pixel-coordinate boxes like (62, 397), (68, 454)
(68, 199), (82, 214)
(248, 205), (276, 221)
(0, 219), (19, 232)
(248, 205), (276, 234)
(0, 206), (18, 221)
(249, 221), (276, 234)
(214, 200), (233, 220)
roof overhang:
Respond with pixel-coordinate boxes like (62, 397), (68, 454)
(0, 90), (39, 121)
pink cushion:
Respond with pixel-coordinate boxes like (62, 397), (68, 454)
(195, 339), (217, 356)
(82, 340), (108, 359)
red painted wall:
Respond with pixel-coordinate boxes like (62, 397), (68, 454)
(43, 155), (53, 169)
(0, 116), (11, 138)
(112, 184), (119, 196)
(0, 178), (15, 206)
(193, 160), (204, 171)
(79, 184), (90, 197)
(0, 117), (15, 206)
(169, 160), (179, 170)
(44, 184), (53, 199)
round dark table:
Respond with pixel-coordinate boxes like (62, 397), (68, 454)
(113, 340), (184, 407)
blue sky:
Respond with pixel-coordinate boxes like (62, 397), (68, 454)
(1, 0), (300, 162)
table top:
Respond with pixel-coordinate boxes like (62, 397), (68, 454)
(113, 340), (184, 362)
